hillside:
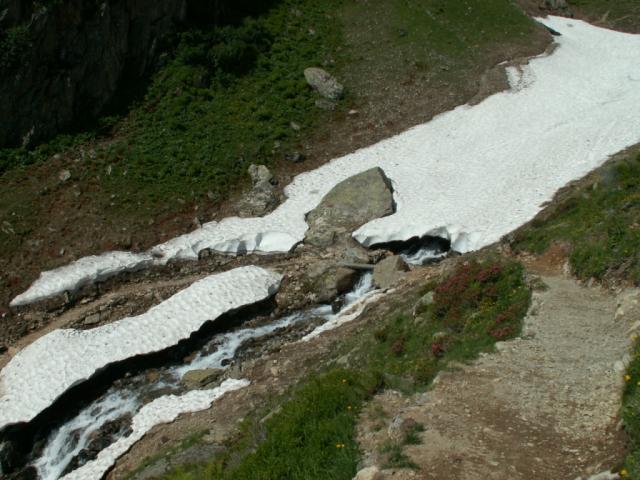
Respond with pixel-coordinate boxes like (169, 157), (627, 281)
(0, 1), (639, 480)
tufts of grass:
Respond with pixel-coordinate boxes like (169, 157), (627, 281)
(366, 258), (531, 392)
(511, 153), (640, 285)
(163, 369), (381, 480)
(621, 342), (640, 478)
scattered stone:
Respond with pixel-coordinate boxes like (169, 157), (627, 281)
(181, 368), (224, 390)
(354, 466), (383, 480)
(290, 121), (301, 131)
(58, 169), (71, 182)
(238, 164), (279, 217)
(304, 67), (344, 100)
(373, 255), (409, 290)
(412, 291), (435, 316)
(305, 167), (394, 247)
(83, 312), (101, 326)
(310, 265), (358, 304)
(285, 152), (305, 163)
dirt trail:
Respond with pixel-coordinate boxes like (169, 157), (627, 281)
(358, 275), (637, 479)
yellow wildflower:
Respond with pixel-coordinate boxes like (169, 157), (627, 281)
(620, 468), (628, 477)
(347, 405), (352, 411)
(625, 374), (632, 382)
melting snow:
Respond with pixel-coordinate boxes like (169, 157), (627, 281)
(60, 379), (250, 480)
(11, 17), (640, 307)
(0, 266), (280, 429)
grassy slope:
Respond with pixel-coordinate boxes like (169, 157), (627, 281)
(157, 258), (530, 480)
(511, 152), (640, 285)
(0, 0), (545, 309)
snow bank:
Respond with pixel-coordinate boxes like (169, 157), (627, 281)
(61, 378), (250, 480)
(12, 16), (640, 307)
(0, 266), (280, 429)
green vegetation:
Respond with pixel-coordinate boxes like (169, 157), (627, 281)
(0, 25), (31, 72)
(1, 0), (343, 202)
(0, 0), (542, 213)
(163, 369), (381, 480)
(512, 152), (640, 284)
(159, 258), (530, 479)
(621, 343), (640, 478)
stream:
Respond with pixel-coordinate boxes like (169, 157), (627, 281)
(28, 273), (375, 480)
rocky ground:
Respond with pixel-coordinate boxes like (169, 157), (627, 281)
(356, 272), (636, 479)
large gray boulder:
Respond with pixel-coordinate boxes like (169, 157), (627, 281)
(304, 67), (344, 101)
(305, 167), (394, 247)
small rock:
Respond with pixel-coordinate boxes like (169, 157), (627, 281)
(290, 121), (301, 131)
(285, 152), (305, 163)
(58, 169), (71, 182)
(412, 291), (435, 316)
(83, 313), (101, 326)
(373, 256), (409, 290)
(181, 368), (225, 390)
(238, 164), (279, 217)
(304, 67), (344, 100)
(354, 466), (383, 480)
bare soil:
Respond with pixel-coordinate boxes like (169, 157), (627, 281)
(356, 273), (634, 479)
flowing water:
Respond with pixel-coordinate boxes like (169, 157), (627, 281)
(32, 274), (375, 480)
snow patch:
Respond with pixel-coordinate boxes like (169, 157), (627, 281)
(60, 379), (250, 480)
(12, 16), (640, 307)
(0, 266), (280, 429)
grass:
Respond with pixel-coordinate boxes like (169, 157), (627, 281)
(511, 152), (640, 284)
(0, 0), (342, 204)
(157, 257), (530, 479)
(0, 0), (545, 272)
(621, 343), (640, 478)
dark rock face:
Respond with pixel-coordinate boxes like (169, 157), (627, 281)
(0, 0), (188, 148)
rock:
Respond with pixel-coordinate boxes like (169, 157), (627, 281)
(0, 0), (189, 148)
(181, 368), (224, 390)
(305, 167), (394, 247)
(285, 152), (305, 163)
(354, 466), (383, 480)
(58, 169), (71, 182)
(373, 256), (409, 290)
(83, 312), (101, 326)
(341, 246), (371, 265)
(304, 67), (344, 100)
(412, 291), (435, 316)
(311, 266), (358, 304)
(238, 164), (279, 217)
(290, 121), (301, 131)
(248, 164), (274, 185)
